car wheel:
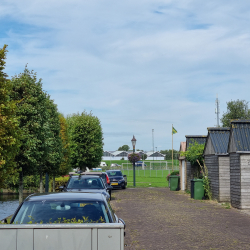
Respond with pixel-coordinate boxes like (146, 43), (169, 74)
(122, 183), (126, 189)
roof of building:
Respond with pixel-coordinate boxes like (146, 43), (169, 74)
(185, 135), (207, 149)
(146, 151), (165, 157)
(228, 120), (250, 152)
(203, 127), (230, 155)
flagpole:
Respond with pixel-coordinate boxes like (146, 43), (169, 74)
(172, 124), (173, 172)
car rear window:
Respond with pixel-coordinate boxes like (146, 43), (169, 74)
(13, 200), (110, 224)
(107, 171), (122, 177)
(67, 177), (104, 189)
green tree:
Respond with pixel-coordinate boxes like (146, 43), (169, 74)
(160, 149), (178, 160)
(11, 67), (48, 202)
(39, 96), (63, 193)
(141, 153), (147, 160)
(180, 141), (205, 165)
(58, 113), (71, 175)
(221, 99), (250, 127)
(118, 145), (130, 151)
(67, 111), (103, 171)
(0, 45), (20, 188)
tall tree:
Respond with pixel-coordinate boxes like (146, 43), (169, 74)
(221, 99), (250, 127)
(118, 145), (130, 151)
(39, 96), (63, 193)
(11, 68), (48, 202)
(67, 111), (103, 171)
(160, 149), (178, 160)
(0, 45), (20, 188)
(58, 114), (71, 175)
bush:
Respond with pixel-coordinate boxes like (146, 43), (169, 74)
(166, 171), (179, 181)
(50, 176), (70, 191)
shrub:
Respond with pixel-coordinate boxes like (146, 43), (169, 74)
(166, 171), (179, 181)
(50, 176), (70, 191)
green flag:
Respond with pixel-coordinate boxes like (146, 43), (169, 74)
(172, 127), (177, 134)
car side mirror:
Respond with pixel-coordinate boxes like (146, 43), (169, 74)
(123, 175), (127, 177)
(4, 219), (7, 224)
(118, 218), (126, 229)
(107, 185), (113, 190)
(59, 186), (64, 191)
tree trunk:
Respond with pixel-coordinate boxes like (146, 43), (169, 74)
(53, 176), (55, 192)
(19, 171), (23, 204)
(39, 172), (43, 193)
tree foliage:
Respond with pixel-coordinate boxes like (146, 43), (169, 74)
(118, 145), (130, 151)
(160, 149), (178, 160)
(221, 99), (250, 127)
(11, 68), (48, 177)
(180, 141), (205, 165)
(58, 113), (71, 175)
(67, 111), (103, 171)
(0, 45), (20, 187)
(41, 97), (63, 179)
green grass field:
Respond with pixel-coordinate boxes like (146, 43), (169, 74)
(121, 169), (170, 188)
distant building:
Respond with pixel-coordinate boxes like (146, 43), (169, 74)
(102, 150), (165, 161)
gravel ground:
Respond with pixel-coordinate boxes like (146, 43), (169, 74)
(111, 187), (250, 250)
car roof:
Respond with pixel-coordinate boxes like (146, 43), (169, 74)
(24, 192), (105, 202)
(80, 172), (103, 175)
(70, 175), (101, 179)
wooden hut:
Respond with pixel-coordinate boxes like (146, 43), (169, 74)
(179, 142), (186, 190)
(229, 120), (250, 209)
(203, 127), (230, 202)
(186, 135), (207, 191)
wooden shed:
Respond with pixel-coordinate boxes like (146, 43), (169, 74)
(203, 127), (230, 202)
(229, 120), (250, 209)
(186, 135), (207, 191)
(179, 142), (186, 191)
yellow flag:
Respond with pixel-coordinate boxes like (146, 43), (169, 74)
(172, 127), (177, 134)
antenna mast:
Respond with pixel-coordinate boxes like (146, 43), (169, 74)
(215, 94), (220, 127)
(152, 129), (154, 161)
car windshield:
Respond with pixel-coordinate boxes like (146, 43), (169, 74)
(13, 200), (110, 224)
(67, 177), (104, 189)
(107, 171), (122, 177)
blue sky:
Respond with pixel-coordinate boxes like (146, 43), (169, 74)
(1, 0), (250, 151)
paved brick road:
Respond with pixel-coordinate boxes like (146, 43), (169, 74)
(111, 187), (250, 250)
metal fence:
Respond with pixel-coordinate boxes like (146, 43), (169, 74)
(120, 161), (179, 177)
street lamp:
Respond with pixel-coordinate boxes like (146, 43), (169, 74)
(131, 135), (136, 186)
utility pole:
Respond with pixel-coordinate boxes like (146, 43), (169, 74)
(215, 94), (220, 127)
(152, 129), (154, 166)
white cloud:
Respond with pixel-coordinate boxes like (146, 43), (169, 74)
(1, 0), (250, 151)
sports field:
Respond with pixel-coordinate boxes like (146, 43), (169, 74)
(121, 169), (171, 188)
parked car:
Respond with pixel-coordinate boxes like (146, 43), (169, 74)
(10, 192), (125, 225)
(106, 170), (127, 189)
(59, 175), (112, 201)
(135, 161), (147, 167)
(80, 172), (113, 199)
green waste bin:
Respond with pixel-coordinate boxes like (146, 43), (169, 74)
(191, 179), (204, 200)
(169, 175), (179, 191)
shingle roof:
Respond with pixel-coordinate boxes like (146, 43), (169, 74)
(185, 135), (207, 149)
(206, 127), (230, 154)
(229, 120), (250, 152)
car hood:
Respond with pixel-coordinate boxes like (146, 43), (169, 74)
(66, 189), (108, 196)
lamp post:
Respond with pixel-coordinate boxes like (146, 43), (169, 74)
(131, 135), (137, 187)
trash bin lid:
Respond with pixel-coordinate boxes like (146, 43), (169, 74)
(192, 178), (203, 182)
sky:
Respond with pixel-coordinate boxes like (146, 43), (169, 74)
(1, 0), (250, 152)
